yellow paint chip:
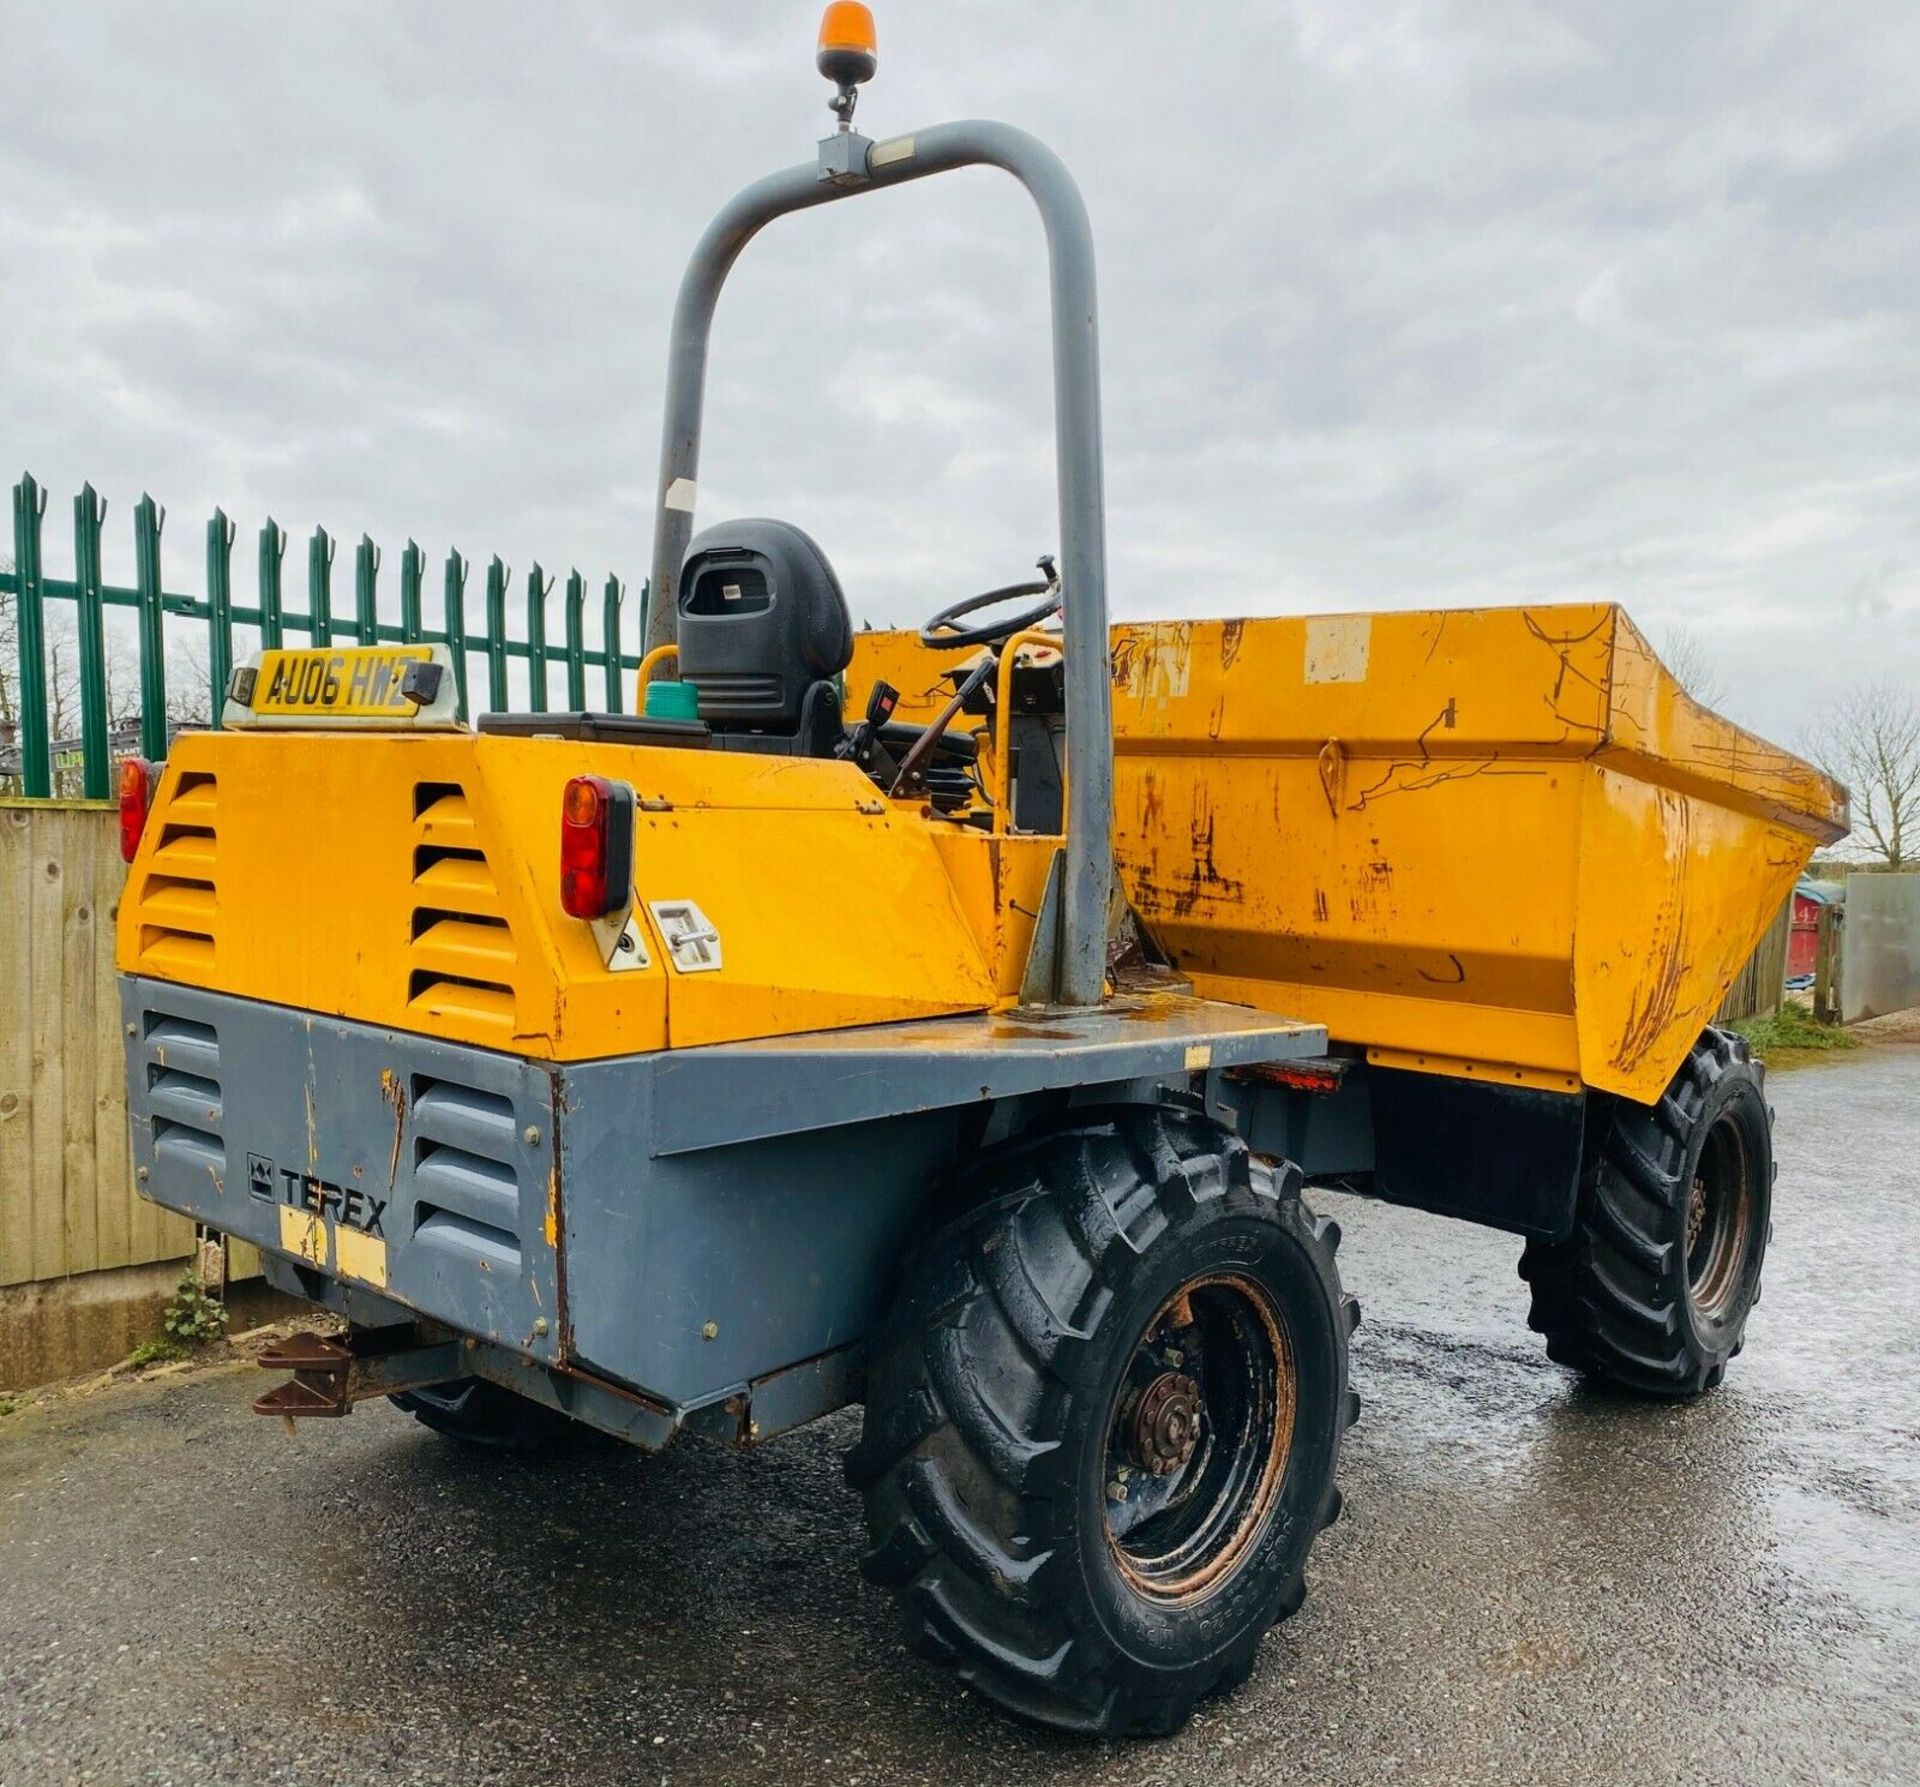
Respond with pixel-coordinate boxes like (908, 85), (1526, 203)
(336, 1227), (388, 1289)
(1304, 616), (1371, 684)
(278, 1205), (326, 1267)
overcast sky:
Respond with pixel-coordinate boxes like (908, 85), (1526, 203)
(2, 0), (1915, 745)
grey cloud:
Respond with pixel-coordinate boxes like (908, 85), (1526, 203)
(1, 0), (1915, 745)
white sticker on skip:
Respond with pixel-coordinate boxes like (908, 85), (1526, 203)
(1304, 616), (1371, 684)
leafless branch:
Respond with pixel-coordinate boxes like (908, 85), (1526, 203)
(1660, 624), (1727, 712)
(1807, 681), (1920, 869)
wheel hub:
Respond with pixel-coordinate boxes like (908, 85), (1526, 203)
(1687, 1116), (1754, 1320)
(1127, 1371), (1204, 1476)
(1102, 1272), (1298, 1605)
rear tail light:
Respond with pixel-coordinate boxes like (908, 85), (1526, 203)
(560, 775), (636, 919)
(118, 758), (157, 863)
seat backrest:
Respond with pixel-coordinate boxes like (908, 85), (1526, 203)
(677, 520), (853, 745)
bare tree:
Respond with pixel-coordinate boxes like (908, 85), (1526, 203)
(2, 548), (213, 793)
(1661, 624), (1727, 711)
(1809, 681), (1920, 869)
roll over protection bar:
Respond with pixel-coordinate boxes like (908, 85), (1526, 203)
(645, 121), (1113, 1007)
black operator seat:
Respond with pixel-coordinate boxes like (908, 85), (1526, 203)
(677, 519), (854, 758)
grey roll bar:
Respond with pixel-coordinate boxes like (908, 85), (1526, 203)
(645, 120), (1114, 1008)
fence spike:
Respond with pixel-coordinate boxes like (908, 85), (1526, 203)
(399, 540), (424, 643)
(9, 474), (52, 796)
(485, 556), (509, 712)
(564, 569), (587, 710)
(206, 509), (236, 728)
(526, 563), (551, 713)
(134, 494), (169, 762)
(258, 518), (287, 649)
(308, 525), (335, 645)
(354, 533), (380, 645)
(73, 485), (111, 795)
(602, 574), (625, 710)
(443, 549), (470, 721)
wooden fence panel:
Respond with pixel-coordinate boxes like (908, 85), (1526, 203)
(1716, 893), (1793, 1025)
(0, 801), (192, 1287)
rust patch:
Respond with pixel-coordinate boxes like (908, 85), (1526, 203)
(1614, 789), (1694, 1072)
(1220, 617), (1247, 671)
(1138, 769), (1165, 834)
(1158, 793), (1245, 919)
(1348, 856), (1395, 926)
(379, 1068), (407, 1192)
(1522, 607), (1612, 742)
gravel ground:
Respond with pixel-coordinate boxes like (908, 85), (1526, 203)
(2, 1042), (1916, 1786)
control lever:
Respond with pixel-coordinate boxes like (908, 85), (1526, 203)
(890, 655), (997, 798)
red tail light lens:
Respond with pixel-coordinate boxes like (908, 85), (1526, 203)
(118, 758), (157, 863)
(560, 775), (635, 919)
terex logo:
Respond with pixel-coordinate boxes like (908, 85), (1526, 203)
(245, 1152), (386, 1237)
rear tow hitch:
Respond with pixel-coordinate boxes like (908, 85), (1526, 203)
(253, 1329), (465, 1430)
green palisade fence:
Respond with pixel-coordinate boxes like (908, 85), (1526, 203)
(0, 472), (649, 799)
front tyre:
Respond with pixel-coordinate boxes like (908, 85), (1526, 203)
(849, 1108), (1357, 1738)
(1520, 1027), (1773, 1397)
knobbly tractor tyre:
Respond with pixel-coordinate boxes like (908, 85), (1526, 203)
(390, 1378), (584, 1453)
(848, 1107), (1358, 1738)
(1520, 1027), (1773, 1397)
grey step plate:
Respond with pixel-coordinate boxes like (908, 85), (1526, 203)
(649, 994), (1326, 1154)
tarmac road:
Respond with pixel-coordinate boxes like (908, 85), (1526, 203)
(2, 1043), (1916, 1787)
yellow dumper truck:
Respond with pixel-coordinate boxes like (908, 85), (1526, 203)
(117, 11), (1847, 1737)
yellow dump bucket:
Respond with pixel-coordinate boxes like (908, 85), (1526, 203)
(852, 602), (1847, 1105)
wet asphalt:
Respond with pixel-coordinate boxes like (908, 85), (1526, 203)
(2, 1043), (1916, 1787)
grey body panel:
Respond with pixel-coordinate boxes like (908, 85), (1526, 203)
(651, 997), (1327, 1154)
(557, 1066), (964, 1403)
(125, 980), (564, 1362)
(121, 977), (1329, 1427)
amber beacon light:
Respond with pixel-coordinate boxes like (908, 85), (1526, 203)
(817, 3), (877, 126)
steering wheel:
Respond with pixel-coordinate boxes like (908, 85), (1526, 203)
(919, 555), (1060, 650)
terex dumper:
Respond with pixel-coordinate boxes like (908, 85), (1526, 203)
(117, 9), (1848, 1738)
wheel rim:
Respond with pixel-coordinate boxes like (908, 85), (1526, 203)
(1102, 1273), (1296, 1603)
(1686, 1112), (1754, 1322)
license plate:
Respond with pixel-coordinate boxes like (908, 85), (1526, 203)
(224, 645), (460, 727)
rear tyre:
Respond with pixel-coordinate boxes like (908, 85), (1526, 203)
(390, 1378), (585, 1453)
(1520, 1028), (1773, 1397)
(848, 1106), (1356, 1738)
